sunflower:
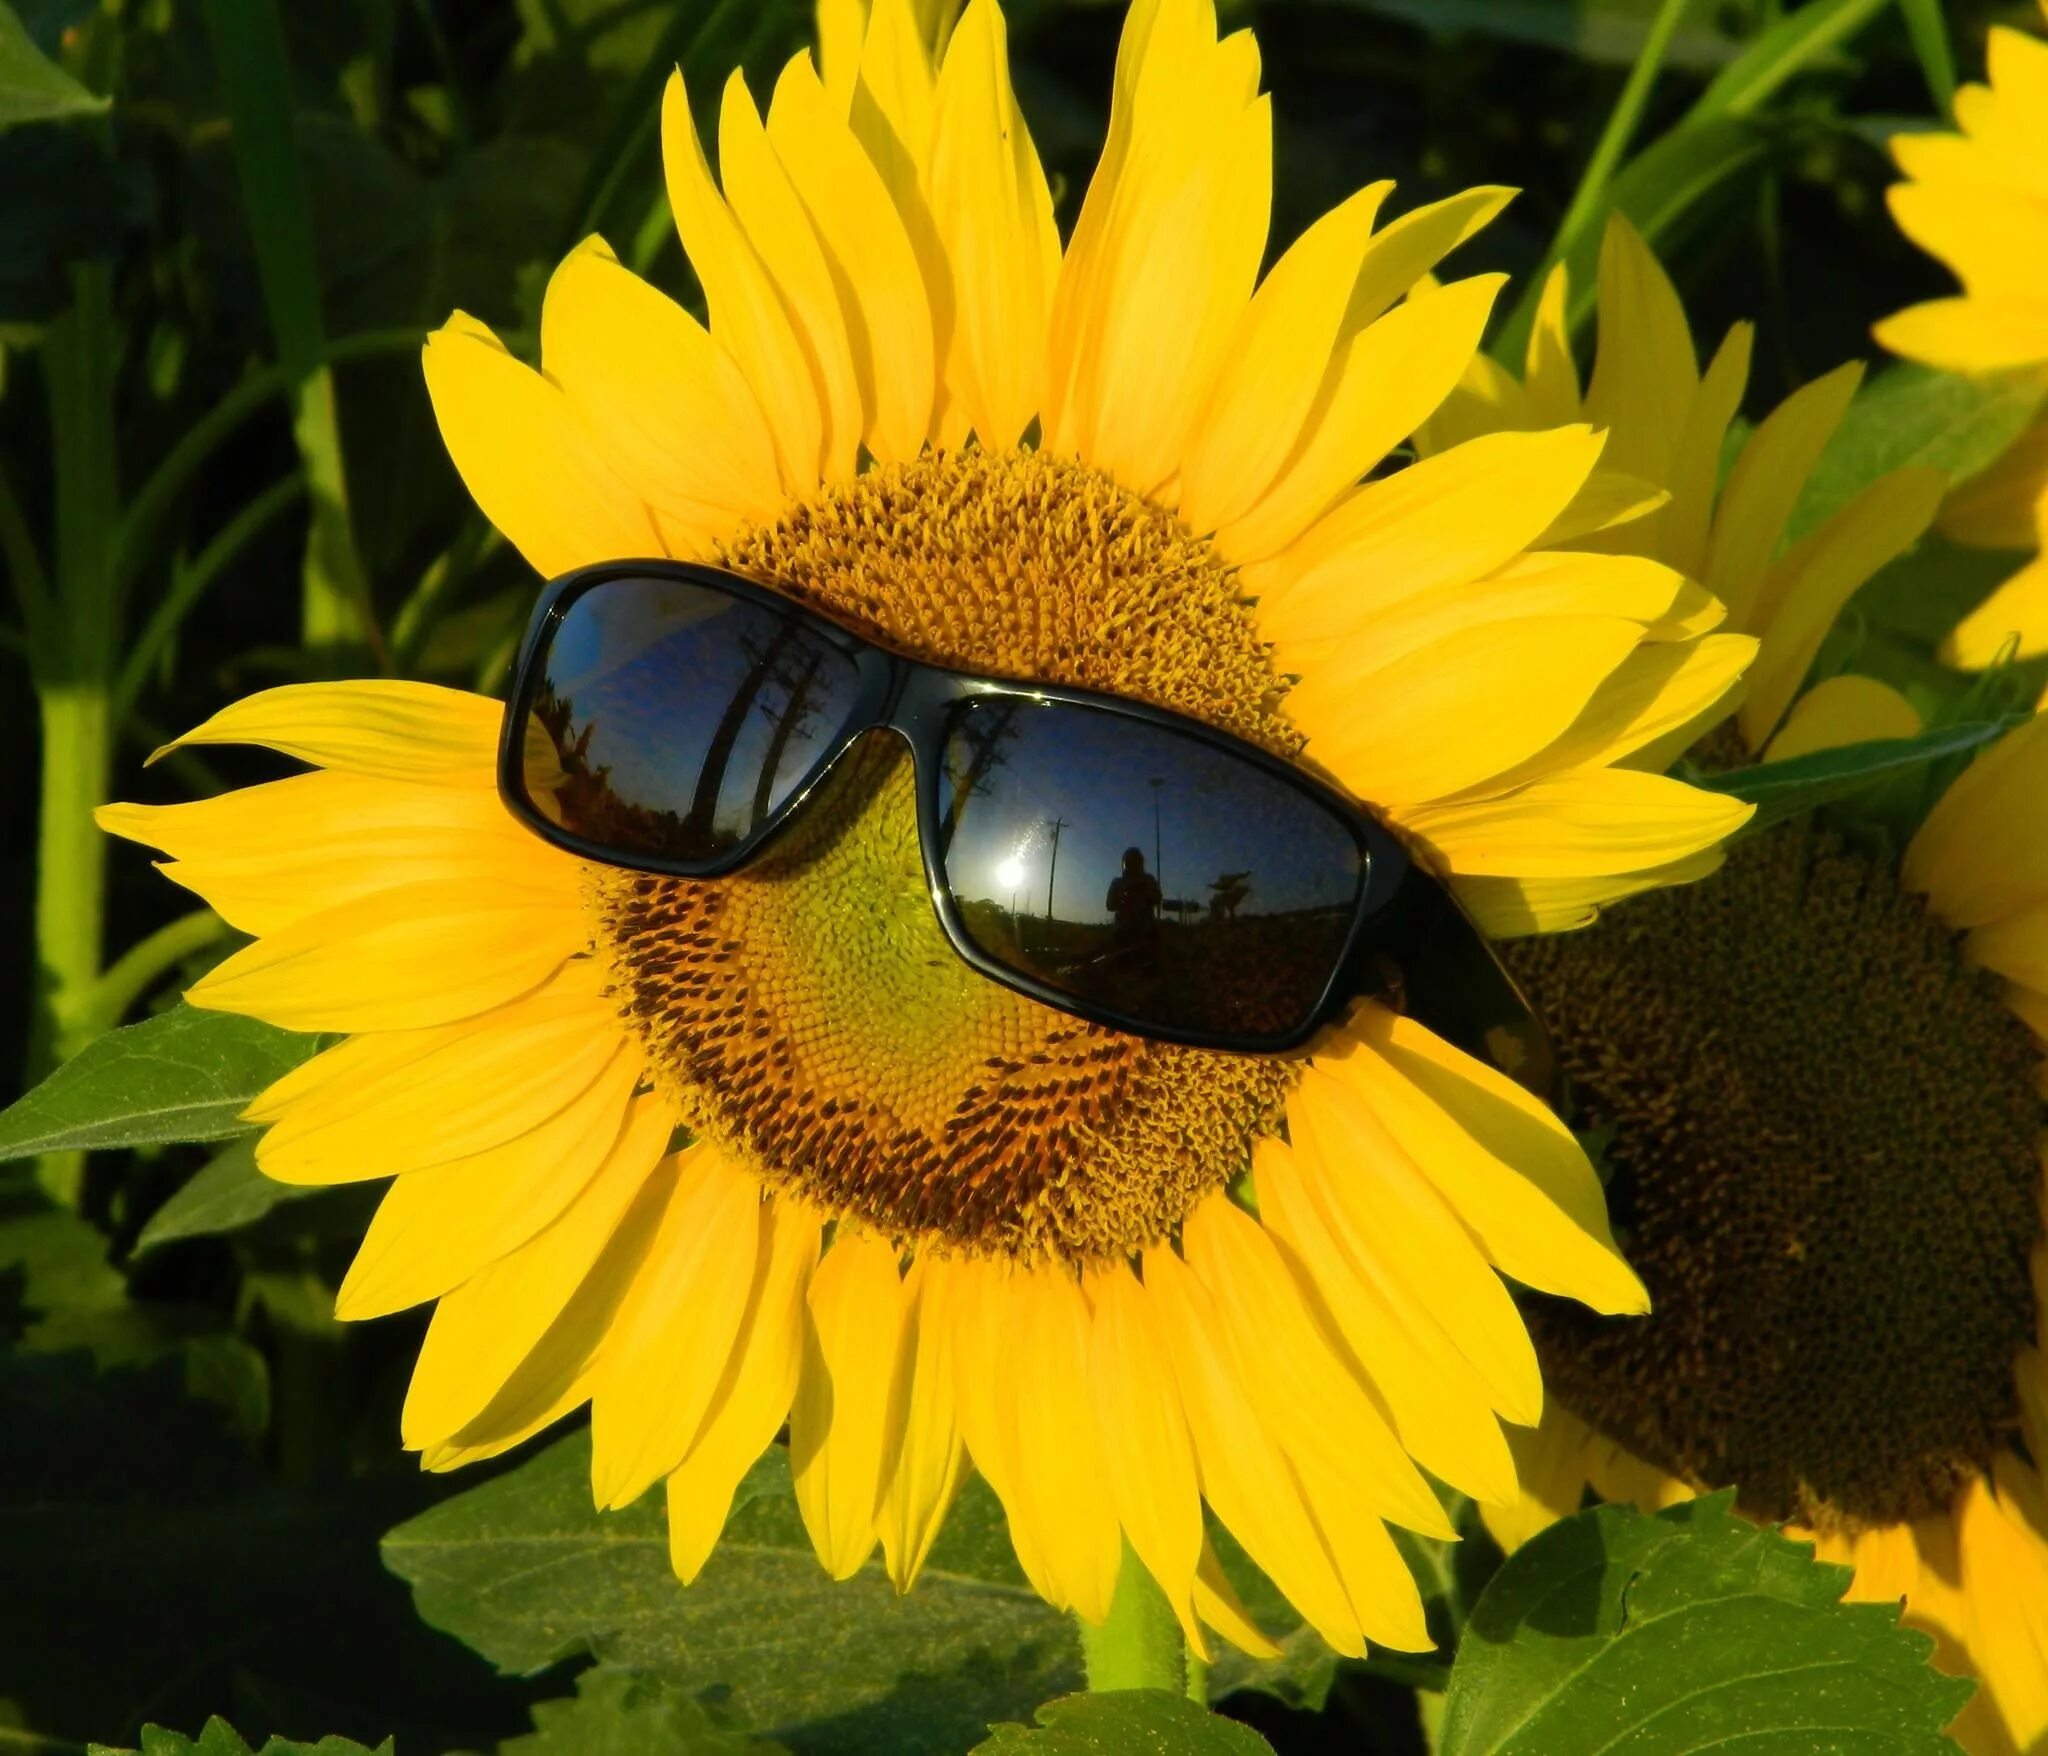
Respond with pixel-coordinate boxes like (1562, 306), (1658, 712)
(1876, 2), (2048, 671)
(1422, 211), (1946, 768)
(1436, 222), (2048, 1751)
(97, 0), (1752, 1663)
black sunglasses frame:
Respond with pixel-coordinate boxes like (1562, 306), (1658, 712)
(499, 560), (1550, 1078)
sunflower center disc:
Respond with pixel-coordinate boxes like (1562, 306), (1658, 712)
(595, 448), (1297, 1263)
(1508, 826), (2046, 1532)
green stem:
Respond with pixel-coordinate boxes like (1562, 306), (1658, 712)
(1496, 0), (1690, 358)
(33, 262), (120, 1206)
(1077, 1546), (1188, 1695)
(82, 908), (230, 1038)
(33, 683), (111, 1205)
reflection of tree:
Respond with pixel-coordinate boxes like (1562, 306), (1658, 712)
(937, 700), (1023, 853)
(682, 621), (805, 847)
(1206, 870), (1251, 921)
(748, 639), (834, 828)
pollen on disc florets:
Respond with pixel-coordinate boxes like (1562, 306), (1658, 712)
(1506, 826), (2047, 1533)
(593, 448), (1300, 1264)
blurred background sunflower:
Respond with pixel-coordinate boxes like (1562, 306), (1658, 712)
(4, 0), (2046, 1753)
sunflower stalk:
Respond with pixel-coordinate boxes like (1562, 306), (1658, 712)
(31, 262), (121, 1205)
(1076, 1547), (1191, 1697)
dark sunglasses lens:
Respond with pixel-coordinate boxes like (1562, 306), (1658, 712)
(516, 574), (863, 864)
(938, 698), (1366, 1041)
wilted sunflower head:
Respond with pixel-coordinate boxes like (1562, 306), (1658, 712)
(100, 0), (1755, 1659)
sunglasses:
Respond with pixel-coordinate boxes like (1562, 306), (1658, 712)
(500, 561), (1550, 1081)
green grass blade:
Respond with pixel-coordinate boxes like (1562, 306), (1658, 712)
(1896, 0), (1956, 120)
(198, 0), (379, 657)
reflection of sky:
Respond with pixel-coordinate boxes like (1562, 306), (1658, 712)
(546, 579), (857, 834)
(944, 700), (1361, 922)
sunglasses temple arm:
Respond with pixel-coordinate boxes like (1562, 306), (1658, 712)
(1354, 865), (1560, 1105)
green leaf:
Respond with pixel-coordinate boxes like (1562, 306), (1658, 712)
(1322, 0), (1748, 70)
(501, 1671), (787, 1755)
(1791, 364), (2047, 544)
(0, 1004), (318, 1160)
(1696, 718), (2021, 836)
(1437, 1495), (1973, 1755)
(90, 1717), (391, 1755)
(136, 1135), (323, 1252)
(974, 1691), (1273, 1753)
(1686, 0), (1888, 121)
(383, 1431), (1079, 1756)
(0, 0), (104, 128)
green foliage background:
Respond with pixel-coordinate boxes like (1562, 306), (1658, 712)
(0, 0), (2031, 1750)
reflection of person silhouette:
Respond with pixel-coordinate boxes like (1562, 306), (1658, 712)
(1106, 847), (1162, 969)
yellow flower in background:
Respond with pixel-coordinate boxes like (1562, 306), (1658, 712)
(1876, 4), (2048, 671)
(1420, 213), (1943, 920)
(1432, 207), (2047, 1755)
(98, 0), (1753, 1658)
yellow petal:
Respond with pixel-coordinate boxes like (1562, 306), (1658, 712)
(1178, 182), (1393, 534)
(877, 1256), (968, 1593)
(1143, 1243), (1364, 1656)
(1739, 465), (1945, 747)
(1875, 295), (2048, 372)
(1216, 273), (1505, 566)
(1889, 181), (2048, 305)
(590, 1147), (766, 1510)
(1291, 614), (1644, 807)
(1656, 320), (1753, 579)
(336, 1051), (641, 1318)
(1764, 673), (1922, 762)
(939, 1254), (1053, 1598)
(1251, 1135), (1520, 1505)
(666, 1193), (820, 1582)
(1289, 1454), (1432, 1652)
(1321, 1007), (1648, 1315)
(1250, 426), (1606, 641)
(1944, 552), (2048, 667)
(766, 53), (936, 462)
(540, 237), (786, 544)
(1581, 213), (1698, 490)
(1193, 1540), (1283, 1659)
(1279, 1083), (1541, 1429)
(1497, 632), (1755, 783)
(98, 770), (558, 938)
(1940, 418), (2048, 551)
(1044, 1), (1270, 497)
(927, 0), (1059, 449)
(147, 680), (501, 783)
(399, 1094), (676, 1450)
(1457, 849), (1725, 937)
(1480, 1406), (1596, 1554)
(790, 1229), (904, 1579)
(715, 67), (864, 483)
(661, 69), (825, 487)
(1085, 1262), (1206, 1654)
(1906, 711), (2048, 927)
(1954, 1459), (2048, 1754)
(1537, 470), (1668, 549)
(1181, 1192), (1451, 1539)
(1399, 765), (1751, 880)
(1963, 901), (2048, 992)
(190, 882), (588, 1035)
(1706, 362), (1862, 632)
(423, 313), (660, 576)
(1010, 1265), (1124, 1623)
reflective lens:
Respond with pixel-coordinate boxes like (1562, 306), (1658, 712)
(937, 697), (1366, 1041)
(516, 574), (864, 863)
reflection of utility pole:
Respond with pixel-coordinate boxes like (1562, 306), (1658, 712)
(1148, 776), (1165, 916)
(1044, 816), (1067, 919)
